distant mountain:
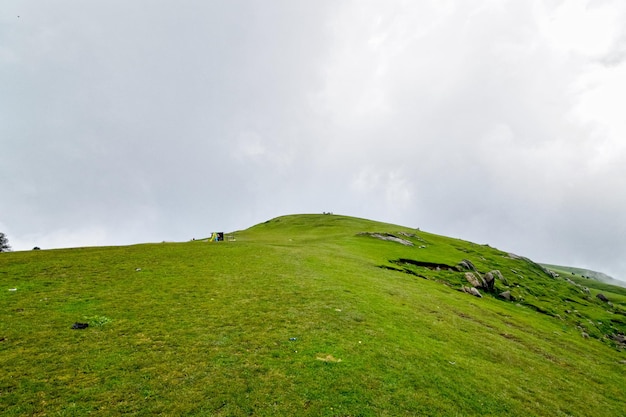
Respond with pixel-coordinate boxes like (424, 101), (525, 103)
(541, 263), (626, 288)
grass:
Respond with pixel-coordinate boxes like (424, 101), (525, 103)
(542, 263), (626, 290)
(1, 213), (625, 416)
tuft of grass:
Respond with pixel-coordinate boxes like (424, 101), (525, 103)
(84, 315), (112, 327)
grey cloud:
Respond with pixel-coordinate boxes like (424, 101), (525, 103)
(2, 1), (626, 281)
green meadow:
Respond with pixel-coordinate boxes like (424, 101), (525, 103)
(1, 214), (624, 416)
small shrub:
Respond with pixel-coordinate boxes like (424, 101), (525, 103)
(84, 315), (112, 327)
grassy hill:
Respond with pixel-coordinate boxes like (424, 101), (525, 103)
(541, 263), (626, 289)
(1, 214), (625, 416)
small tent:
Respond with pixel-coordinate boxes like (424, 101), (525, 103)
(209, 232), (224, 242)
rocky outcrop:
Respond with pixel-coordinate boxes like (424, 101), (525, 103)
(491, 270), (508, 285)
(483, 271), (496, 292)
(360, 232), (414, 246)
(464, 272), (483, 288)
(457, 259), (477, 271)
(469, 287), (482, 298)
(461, 286), (482, 298)
(464, 269), (505, 293)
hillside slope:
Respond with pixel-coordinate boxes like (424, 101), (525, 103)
(541, 263), (626, 289)
(1, 214), (625, 416)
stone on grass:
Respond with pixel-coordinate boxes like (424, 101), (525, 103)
(483, 272), (496, 292)
(461, 286), (482, 298)
(469, 287), (482, 298)
(491, 270), (508, 285)
(362, 232), (414, 246)
(596, 293), (609, 302)
(457, 259), (476, 271)
(465, 272), (481, 288)
(498, 290), (512, 301)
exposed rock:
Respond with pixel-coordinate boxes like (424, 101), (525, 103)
(461, 286), (483, 298)
(596, 293), (609, 302)
(464, 272), (481, 288)
(360, 232), (414, 246)
(610, 333), (626, 347)
(457, 259), (476, 271)
(483, 272), (496, 292)
(498, 290), (512, 301)
(545, 269), (559, 279)
(489, 270), (508, 286)
(469, 287), (482, 298)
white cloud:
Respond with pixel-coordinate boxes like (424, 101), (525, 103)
(534, 0), (621, 57)
(234, 130), (294, 169)
(352, 167), (414, 215)
(2, 0), (626, 281)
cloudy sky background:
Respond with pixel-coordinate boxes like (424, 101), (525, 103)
(2, 1), (626, 281)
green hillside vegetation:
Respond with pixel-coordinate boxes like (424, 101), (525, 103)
(1, 214), (625, 416)
(542, 263), (626, 290)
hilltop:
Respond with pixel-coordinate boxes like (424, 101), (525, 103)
(1, 214), (625, 416)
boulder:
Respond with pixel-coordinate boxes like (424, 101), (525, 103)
(464, 272), (481, 288)
(457, 259), (476, 271)
(498, 290), (512, 301)
(461, 286), (482, 298)
(483, 272), (496, 292)
(490, 270), (508, 285)
(596, 293), (609, 302)
(469, 287), (482, 298)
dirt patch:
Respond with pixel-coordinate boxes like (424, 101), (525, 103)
(500, 333), (522, 342)
(378, 264), (429, 279)
(392, 258), (457, 271)
(316, 354), (342, 363)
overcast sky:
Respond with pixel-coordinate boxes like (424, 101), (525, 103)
(2, 1), (626, 281)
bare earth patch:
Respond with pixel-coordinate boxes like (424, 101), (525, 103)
(316, 354), (342, 363)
